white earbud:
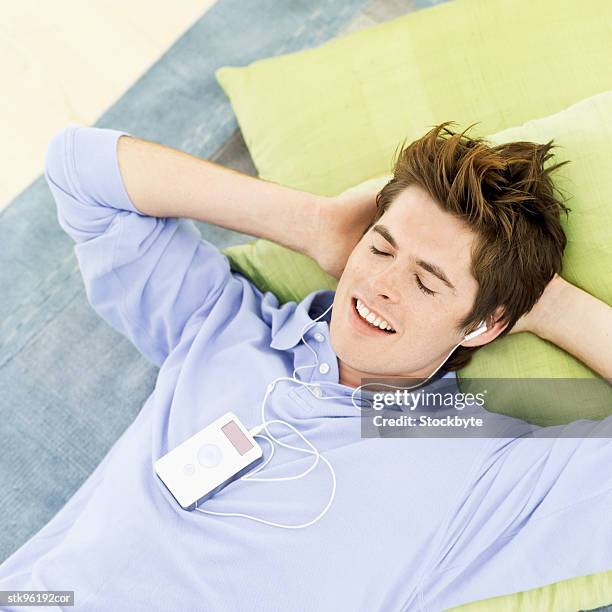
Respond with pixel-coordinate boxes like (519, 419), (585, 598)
(463, 320), (488, 341)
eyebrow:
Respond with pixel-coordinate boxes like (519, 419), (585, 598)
(371, 224), (457, 292)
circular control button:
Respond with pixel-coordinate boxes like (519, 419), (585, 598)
(197, 443), (222, 468)
(183, 463), (196, 476)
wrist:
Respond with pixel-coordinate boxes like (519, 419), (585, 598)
(304, 195), (333, 261)
(530, 274), (570, 340)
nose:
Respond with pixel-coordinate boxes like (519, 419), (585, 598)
(370, 265), (402, 304)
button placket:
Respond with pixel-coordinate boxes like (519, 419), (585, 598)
(311, 386), (323, 398)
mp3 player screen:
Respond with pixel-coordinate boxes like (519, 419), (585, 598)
(221, 420), (253, 456)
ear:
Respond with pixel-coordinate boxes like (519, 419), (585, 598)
(461, 305), (509, 347)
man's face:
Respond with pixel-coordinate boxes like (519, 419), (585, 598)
(330, 184), (480, 386)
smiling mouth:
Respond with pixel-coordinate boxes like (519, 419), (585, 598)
(351, 297), (397, 334)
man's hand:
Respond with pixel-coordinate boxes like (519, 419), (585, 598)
(308, 181), (384, 280)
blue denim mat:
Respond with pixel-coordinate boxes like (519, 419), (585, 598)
(0, 0), (379, 561)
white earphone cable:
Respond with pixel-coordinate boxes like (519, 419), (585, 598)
(195, 299), (481, 528)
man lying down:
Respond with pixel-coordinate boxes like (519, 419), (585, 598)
(0, 123), (610, 611)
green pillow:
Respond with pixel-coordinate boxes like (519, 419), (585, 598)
(215, 0), (612, 420)
(445, 570), (612, 612)
(457, 93), (612, 422)
(221, 89), (612, 422)
(216, 1), (612, 607)
(216, 0), (612, 198)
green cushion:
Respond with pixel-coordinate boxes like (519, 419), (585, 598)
(216, 0), (612, 607)
(220, 93), (612, 422)
(216, 0), (612, 198)
(457, 92), (612, 423)
(445, 570), (612, 612)
(216, 0), (612, 420)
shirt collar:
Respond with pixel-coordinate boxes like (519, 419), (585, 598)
(266, 288), (457, 395)
(269, 289), (335, 351)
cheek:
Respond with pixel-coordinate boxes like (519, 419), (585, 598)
(405, 293), (458, 331)
(339, 251), (369, 290)
(347, 246), (369, 272)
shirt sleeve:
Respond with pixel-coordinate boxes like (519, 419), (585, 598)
(420, 412), (612, 610)
(44, 125), (232, 367)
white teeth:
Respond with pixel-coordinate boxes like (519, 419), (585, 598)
(355, 298), (395, 332)
(356, 299), (369, 316)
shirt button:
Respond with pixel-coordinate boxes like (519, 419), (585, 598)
(318, 363), (330, 374)
(313, 332), (325, 343)
(312, 386), (323, 398)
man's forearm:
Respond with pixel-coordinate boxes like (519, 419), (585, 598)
(116, 134), (327, 257)
(532, 277), (612, 379)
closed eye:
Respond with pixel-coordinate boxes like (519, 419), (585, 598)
(370, 245), (436, 296)
(369, 245), (391, 257)
(414, 274), (436, 296)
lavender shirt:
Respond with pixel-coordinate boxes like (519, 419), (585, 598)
(0, 125), (610, 611)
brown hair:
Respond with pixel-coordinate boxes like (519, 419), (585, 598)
(366, 121), (571, 371)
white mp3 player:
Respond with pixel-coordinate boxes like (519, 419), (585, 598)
(154, 412), (263, 511)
